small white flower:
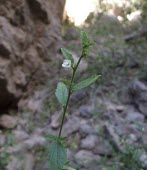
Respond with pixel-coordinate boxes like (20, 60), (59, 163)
(62, 59), (71, 68)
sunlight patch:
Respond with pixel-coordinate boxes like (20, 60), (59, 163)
(65, 0), (97, 26)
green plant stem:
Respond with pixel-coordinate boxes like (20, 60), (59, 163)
(58, 52), (85, 137)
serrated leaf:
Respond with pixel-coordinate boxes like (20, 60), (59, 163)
(73, 75), (101, 91)
(55, 82), (68, 106)
(49, 141), (67, 170)
(80, 31), (94, 48)
(45, 134), (57, 141)
(80, 31), (89, 45)
(61, 48), (74, 66)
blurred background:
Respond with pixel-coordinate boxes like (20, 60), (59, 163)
(0, 0), (147, 170)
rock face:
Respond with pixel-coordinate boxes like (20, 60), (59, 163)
(0, 0), (65, 111)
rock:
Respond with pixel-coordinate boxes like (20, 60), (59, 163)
(140, 153), (147, 168)
(0, 0), (66, 112)
(7, 135), (46, 153)
(0, 134), (5, 147)
(75, 150), (100, 165)
(104, 122), (124, 152)
(6, 156), (24, 170)
(7, 145), (24, 154)
(126, 111), (145, 122)
(142, 135), (147, 149)
(24, 152), (35, 170)
(128, 79), (147, 116)
(6, 150), (35, 170)
(27, 0), (49, 24)
(62, 116), (81, 136)
(51, 112), (61, 129)
(26, 89), (49, 113)
(124, 124), (141, 137)
(116, 105), (125, 112)
(78, 105), (93, 118)
(0, 114), (18, 129)
(23, 135), (46, 149)
(80, 135), (97, 150)
(79, 124), (95, 138)
(93, 137), (113, 156)
(127, 133), (138, 144)
(13, 130), (29, 142)
(33, 128), (44, 136)
(70, 90), (89, 106)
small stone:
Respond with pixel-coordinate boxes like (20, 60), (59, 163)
(142, 135), (147, 149)
(33, 128), (44, 135)
(126, 112), (145, 122)
(23, 135), (46, 149)
(13, 130), (29, 142)
(51, 112), (61, 129)
(0, 134), (5, 147)
(24, 152), (35, 170)
(27, 89), (49, 113)
(79, 105), (93, 118)
(116, 105), (125, 112)
(79, 124), (95, 138)
(75, 150), (100, 165)
(104, 122), (124, 152)
(6, 156), (24, 170)
(80, 135), (97, 150)
(0, 114), (18, 129)
(140, 153), (147, 167)
(128, 133), (137, 143)
(7, 145), (24, 154)
(128, 79), (147, 116)
(62, 116), (80, 136)
(93, 138), (113, 156)
(70, 91), (88, 106)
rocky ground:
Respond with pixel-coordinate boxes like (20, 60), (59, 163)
(0, 13), (147, 170)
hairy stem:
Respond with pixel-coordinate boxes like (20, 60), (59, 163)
(58, 52), (85, 137)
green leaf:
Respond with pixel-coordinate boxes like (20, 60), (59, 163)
(55, 82), (68, 106)
(49, 141), (67, 170)
(45, 134), (57, 141)
(61, 48), (74, 66)
(80, 31), (89, 46)
(58, 136), (67, 143)
(73, 75), (101, 91)
(80, 31), (95, 48)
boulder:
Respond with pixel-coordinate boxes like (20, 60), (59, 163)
(0, 0), (66, 112)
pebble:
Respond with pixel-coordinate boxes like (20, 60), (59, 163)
(79, 124), (95, 138)
(0, 114), (18, 129)
(78, 105), (93, 118)
(80, 135), (97, 150)
(75, 150), (100, 165)
(126, 111), (145, 122)
(62, 116), (80, 136)
(140, 153), (147, 167)
(13, 130), (29, 142)
(0, 134), (5, 147)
